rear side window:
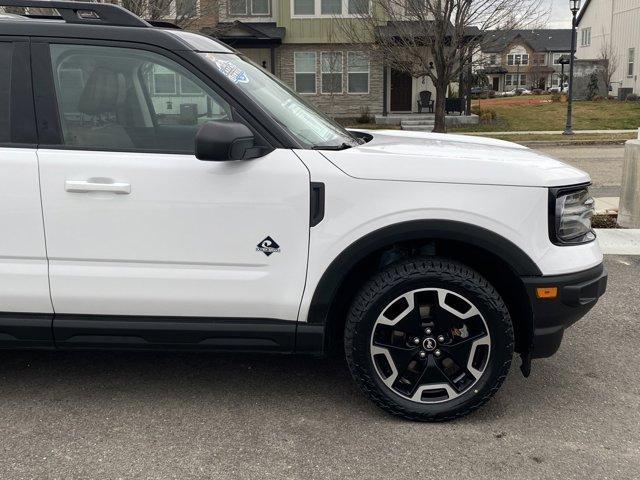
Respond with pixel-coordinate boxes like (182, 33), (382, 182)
(0, 42), (13, 143)
(48, 44), (235, 153)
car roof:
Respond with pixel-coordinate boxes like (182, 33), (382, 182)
(0, 1), (232, 53)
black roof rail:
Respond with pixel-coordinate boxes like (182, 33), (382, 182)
(0, 0), (150, 27)
(146, 19), (181, 29)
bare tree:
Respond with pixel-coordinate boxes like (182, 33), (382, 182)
(337, 0), (547, 132)
(598, 30), (619, 93)
(528, 53), (547, 90)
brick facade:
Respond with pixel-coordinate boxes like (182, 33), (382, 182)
(182, 0), (218, 32)
(277, 43), (384, 118)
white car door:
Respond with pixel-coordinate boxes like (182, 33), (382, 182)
(0, 39), (53, 347)
(35, 42), (310, 347)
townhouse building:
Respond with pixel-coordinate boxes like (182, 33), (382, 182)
(576, 0), (639, 96)
(205, 0), (445, 117)
(479, 30), (572, 92)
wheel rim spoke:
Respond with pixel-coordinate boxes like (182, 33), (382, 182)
(370, 287), (491, 404)
(414, 356), (453, 391)
(442, 333), (487, 371)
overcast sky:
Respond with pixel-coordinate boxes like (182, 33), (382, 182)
(544, 0), (574, 28)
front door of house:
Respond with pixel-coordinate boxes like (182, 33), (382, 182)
(492, 77), (500, 91)
(390, 69), (412, 112)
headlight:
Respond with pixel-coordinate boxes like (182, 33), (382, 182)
(550, 186), (596, 245)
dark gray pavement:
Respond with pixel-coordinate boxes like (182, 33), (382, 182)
(0, 256), (638, 479)
(534, 144), (625, 198)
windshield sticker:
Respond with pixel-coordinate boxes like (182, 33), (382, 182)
(212, 58), (249, 85)
(282, 99), (334, 142)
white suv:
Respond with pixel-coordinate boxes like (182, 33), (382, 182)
(0, 1), (607, 421)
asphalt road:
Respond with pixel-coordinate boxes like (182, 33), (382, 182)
(534, 144), (625, 198)
(0, 255), (638, 480)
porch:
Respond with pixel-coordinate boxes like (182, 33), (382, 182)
(374, 113), (479, 131)
(381, 67), (477, 130)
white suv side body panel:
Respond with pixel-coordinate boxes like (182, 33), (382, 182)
(294, 150), (603, 323)
(0, 148), (52, 313)
(37, 148), (310, 320)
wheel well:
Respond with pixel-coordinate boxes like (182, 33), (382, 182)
(321, 238), (533, 356)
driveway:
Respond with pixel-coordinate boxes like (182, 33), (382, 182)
(0, 255), (638, 480)
(534, 144), (625, 198)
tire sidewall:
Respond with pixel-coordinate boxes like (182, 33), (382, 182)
(347, 260), (513, 420)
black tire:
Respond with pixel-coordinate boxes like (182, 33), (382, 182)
(344, 256), (514, 421)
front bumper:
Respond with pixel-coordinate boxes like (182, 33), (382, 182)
(522, 262), (608, 359)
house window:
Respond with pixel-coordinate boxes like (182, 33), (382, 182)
(251, 0), (269, 14)
(505, 74), (526, 87)
(629, 48), (635, 77)
(489, 54), (497, 65)
(321, 51), (343, 94)
(293, 0), (314, 15)
(581, 27), (591, 47)
(552, 74), (567, 87)
(507, 54), (528, 66)
(533, 53), (546, 66)
(321, 0), (341, 14)
(294, 52), (317, 94)
(347, 51), (369, 93)
(293, 0), (369, 16)
(230, 0), (270, 15)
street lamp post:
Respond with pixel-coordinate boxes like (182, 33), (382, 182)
(563, 0), (581, 135)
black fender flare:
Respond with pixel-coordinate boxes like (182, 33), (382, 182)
(306, 219), (541, 326)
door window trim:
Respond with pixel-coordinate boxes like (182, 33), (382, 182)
(0, 37), (37, 148)
(30, 37), (284, 154)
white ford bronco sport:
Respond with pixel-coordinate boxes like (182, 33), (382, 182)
(0, 1), (607, 421)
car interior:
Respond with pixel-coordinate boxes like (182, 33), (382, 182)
(50, 44), (234, 153)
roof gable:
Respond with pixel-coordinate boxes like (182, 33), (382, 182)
(482, 29), (572, 53)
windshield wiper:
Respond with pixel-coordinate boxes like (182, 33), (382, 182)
(312, 142), (354, 151)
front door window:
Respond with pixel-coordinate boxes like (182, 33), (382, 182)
(49, 44), (234, 153)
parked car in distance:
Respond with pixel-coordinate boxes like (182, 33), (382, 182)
(502, 88), (533, 96)
(0, 0), (607, 422)
(470, 86), (490, 95)
(548, 84), (569, 93)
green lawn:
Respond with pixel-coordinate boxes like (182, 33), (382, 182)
(451, 99), (640, 132)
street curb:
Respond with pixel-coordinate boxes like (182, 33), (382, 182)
(595, 229), (640, 255)
(519, 140), (629, 147)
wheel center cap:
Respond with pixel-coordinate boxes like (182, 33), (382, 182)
(422, 337), (437, 351)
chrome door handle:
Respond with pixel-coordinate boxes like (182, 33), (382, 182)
(65, 180), (131, 194)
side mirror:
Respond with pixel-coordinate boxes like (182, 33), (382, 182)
(195, 121), (256, 161)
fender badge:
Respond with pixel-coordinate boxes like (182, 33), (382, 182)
(256, 236), (280, 256)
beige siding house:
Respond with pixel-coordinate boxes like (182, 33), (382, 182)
(479, 30), (572, 92)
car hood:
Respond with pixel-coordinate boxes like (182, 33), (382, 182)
(321, 130), (590, 187)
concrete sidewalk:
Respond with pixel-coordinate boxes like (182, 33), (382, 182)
(596, 229), (640, 255)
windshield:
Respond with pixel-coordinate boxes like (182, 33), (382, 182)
(199, 52), (359, 149)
